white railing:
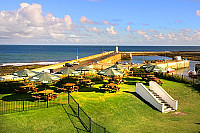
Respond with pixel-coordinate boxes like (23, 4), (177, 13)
(136, 83), (165, 113)
(149, 81), (178, 110)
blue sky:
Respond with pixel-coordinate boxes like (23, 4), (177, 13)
(0, 0), (200, 45)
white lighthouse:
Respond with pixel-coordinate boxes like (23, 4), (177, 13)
(115, 46), (119, 53)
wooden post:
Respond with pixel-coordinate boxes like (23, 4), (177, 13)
(182, 75), (183, 82)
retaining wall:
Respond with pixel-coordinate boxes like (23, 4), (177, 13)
(154, 60), (190, 69)
(100, 53), (121, 64)
(32, 51), (114, 72)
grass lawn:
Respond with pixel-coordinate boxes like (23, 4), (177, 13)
(1, 77), (200, 133)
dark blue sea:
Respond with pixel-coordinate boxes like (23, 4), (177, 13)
(0, 45), (200, 64)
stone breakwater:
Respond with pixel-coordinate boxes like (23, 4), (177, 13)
(120, 51), (200, 61)
(32, 51), (115, 72)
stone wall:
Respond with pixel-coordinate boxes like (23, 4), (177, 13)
(154, 60), (190, 69)
(121, 53), (132, 60)
(32, 51), (114, 72)
(100, 53), (121, 64)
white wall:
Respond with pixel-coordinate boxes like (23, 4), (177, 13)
(150, 81), (178, 110)
(136, 83), (164, 113)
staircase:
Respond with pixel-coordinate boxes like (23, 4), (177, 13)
(136, 81), (178, 113)
(149, 90), (175, 113)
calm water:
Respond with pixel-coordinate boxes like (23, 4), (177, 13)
(0, 45), (200, 64)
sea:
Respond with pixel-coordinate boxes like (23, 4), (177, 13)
(0, 45), (199, 77)
(0, 45), (200, 64)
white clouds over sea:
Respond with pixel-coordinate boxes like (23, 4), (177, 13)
(0, 3), (199, 45)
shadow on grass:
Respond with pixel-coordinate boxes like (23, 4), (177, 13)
(78, 86), (106, 93)
(62, 104), (88, 133)
(124, 80), (147, 86)
(123, 91), (159, 112)
(190, 84), (200, 94)
(1, 93), (33, 101)
(123, 77), (146, 85)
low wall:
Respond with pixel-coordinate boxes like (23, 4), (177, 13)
(150, 81), (178, 110)
(100, 53), (121, 64)
(121, 51), (170, 56)
(121, 53), (132, 60)
(154, 60), (189, 69)
(136, 83), (164, 112)
(33, 51), (114, 72)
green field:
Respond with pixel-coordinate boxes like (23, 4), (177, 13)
(1, 77), (200, 133)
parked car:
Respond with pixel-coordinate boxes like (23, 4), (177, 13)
(65, 63), (73, 67)
(73, 61), (79, 65)
(123, 62), (128, 65)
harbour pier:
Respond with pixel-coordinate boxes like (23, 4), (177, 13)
(0, 49), (193, 80)
(32, 51), (118, 72)
(32, 50), (190, 73)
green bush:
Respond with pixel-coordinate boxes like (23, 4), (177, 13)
(130, 67), (145, 72)
(155, 72), (195, 85)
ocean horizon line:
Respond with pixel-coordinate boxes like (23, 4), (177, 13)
(0, 44), (200, 46)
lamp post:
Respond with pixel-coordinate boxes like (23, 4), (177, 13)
(76, 47), (79, 61)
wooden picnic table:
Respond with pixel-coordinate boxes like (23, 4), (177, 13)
(78, 77), (85, 80)
(38, 89), (54, 94)
(81, 79), (91, 84)
(63, 83), (76, 88)
(106, 83), (118, 88)
(99, 83), (120, 93)
(63, 83), (79, 93)
(37, 89), (55, 101)
(19, 85), (34, 89)
(18, 85), (38, 93)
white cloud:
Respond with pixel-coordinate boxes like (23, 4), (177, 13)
(79, 16), (97, 24)
(196, 10), (200, 16)
(0, 2), (199, 45)
(144, 35), (151, 40)
(0, 3), (77, 43)
(136, 30), (146, 35)
(181, 29), (191, 33)
(85, 25), (103, 32)
(154, 33), (165, 39)
(50, 32), (66, 40)
(126, 25), (130, 31)
(18, 3), (44, 26)
(168, 33), (177, 40)
(149, 29), (156, 32)
(101, 20), (118, 26)
(64, 15), (74, 29)
(106, 26), (117, 35)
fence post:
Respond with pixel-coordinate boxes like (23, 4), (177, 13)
(193, 77), (194, 86)
(23, 100), (24, 111)
(68, 91), (69, 104)
(182, 75), (183, 82)
(89, 117), (92, 132)
(78, 104), (79, 117)
(104, 127), (106, 133)
(47, 95), (49, 108)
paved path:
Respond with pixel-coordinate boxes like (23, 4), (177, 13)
(54, 53), (118, 72)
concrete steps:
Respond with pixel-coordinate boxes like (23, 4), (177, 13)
(149, 90), (175, 113)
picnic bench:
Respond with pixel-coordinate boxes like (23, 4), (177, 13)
(60, 83), (80, 93)
(32, 89), (58, 101)
(99, 83), (120, 93)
